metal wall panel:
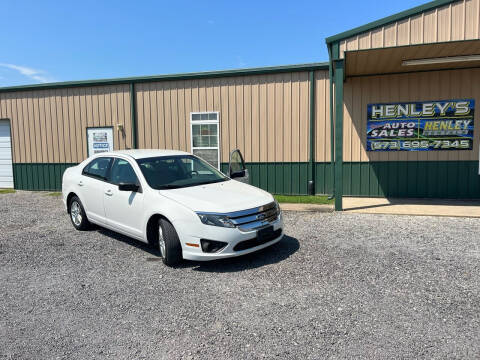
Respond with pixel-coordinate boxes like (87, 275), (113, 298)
(315, 70), (331, 162)
(343, 68), (480, 162)
(135, 71), (320, 163)
(339, 0), (480, 58)
(0, 69), (332, 193)
(0, 69), (330, 166)
(341, 161), (480, 198)
(0, 85), (132, 164)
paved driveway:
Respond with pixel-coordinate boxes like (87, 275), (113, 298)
(1, 191), (479, 359)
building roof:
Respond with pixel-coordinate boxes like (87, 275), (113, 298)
(325, 0), (457, 44)
(0, 62), (329, 94)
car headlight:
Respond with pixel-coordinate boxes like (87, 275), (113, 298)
(197, 213), (235, 228)
(274, 200), (281, 214)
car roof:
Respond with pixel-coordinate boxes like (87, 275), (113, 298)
(97, 149), (191, 159)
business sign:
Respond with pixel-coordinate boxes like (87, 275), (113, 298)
(87, 127), (113, 156)
(367, 99), (474, 151)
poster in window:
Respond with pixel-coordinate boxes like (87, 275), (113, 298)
(87, 127), (114, 156)
(367, 99), (474, 151)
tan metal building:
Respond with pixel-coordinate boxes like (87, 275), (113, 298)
(0, 65), (332, 195)
(328, 0), (480, 209)
(0, 0), (479, 210)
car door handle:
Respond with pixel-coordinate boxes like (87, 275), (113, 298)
(78, 181), (84, 187)
(105, 189), (113, 196)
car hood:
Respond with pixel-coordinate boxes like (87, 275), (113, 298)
(159, 180), (274, 213)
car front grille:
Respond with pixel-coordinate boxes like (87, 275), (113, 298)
(227, 202), (280, 231)
(233, 228), (283, 251)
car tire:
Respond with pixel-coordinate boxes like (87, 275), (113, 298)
(158, 218), (182, 266)
(69, 196), (90, 231)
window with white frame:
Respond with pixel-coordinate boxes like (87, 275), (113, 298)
(190, 112), (220, 169)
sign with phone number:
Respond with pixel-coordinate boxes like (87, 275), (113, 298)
(367, 99), (475, 151)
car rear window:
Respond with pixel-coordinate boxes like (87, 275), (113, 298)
(82, 157), (112, 180)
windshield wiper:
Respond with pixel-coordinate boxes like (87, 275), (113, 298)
(158, 178), (229, 190)
(193, 178), (229, 187)
(158, 184), (183, 189)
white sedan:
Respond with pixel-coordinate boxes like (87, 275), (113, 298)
(62, 149), (283, 266)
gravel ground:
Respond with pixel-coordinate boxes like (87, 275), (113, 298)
(1, 191), (479, 359)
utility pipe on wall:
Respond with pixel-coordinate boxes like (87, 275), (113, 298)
(130, 83), (138, 149)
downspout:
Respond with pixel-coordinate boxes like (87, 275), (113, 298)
(328, 44), (335, 200)
(308, 70), (315, 195)
(130, 83), (138, 149)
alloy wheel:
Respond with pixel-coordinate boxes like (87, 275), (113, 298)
(158, 224), (166, 257)
(71, 201), (82, 226)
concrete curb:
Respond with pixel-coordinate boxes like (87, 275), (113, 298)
(343, 197), (480, 218)
(280, 203), (334, 212)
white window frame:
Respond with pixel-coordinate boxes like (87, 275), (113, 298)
(190, 111), (220, 169)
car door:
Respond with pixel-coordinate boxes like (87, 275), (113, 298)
(229, 149), (249, 184)
(103, 157), (145, 239)
(79, 157), (113, 224)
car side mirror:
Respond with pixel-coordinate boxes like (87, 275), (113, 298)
(118, 183), (140, 192)
(230, 169), (245, 179)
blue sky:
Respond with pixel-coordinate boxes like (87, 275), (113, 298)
(1, 0), (426, 86)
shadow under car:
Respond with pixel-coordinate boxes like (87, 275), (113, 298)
(95, 227), (299, 272)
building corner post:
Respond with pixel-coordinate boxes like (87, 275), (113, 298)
(333, 58), (344, 211)
(308, 70), (316, 195)
(328, 43), (335, 199)
(130, 82), (138, 149)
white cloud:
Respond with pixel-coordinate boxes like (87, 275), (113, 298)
(0, 63), (54, 83)
(236, 56), (247, 68)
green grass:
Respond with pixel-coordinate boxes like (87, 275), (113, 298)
(0, 189), (16, 194)
(274, 195), (334, 205)
(45, 192), (62, 197)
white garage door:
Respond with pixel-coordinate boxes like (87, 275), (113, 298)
(0, 120), (13, 188)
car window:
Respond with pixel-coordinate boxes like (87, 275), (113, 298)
(109, 158), (139, 185)
(230, 151), (244, 173)
(82, 157), (112, 180)
(137, 155), (228, 190)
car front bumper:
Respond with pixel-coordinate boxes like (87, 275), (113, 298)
(177, 214), (284, 261)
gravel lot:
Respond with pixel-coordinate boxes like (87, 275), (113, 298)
(1, 191), (479, 359)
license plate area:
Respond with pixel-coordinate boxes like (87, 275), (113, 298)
(257, 225), (274, 241)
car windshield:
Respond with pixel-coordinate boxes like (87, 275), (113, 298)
(136, 155), (229, 190)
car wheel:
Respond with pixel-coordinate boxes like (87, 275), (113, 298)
(69, 196), (90, 230)
(158, 218), (182, 266)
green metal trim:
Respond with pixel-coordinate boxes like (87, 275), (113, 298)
(341, 161), (480, 198)
(13, 163), (77, 191)
(220, 162), (308, 195)
(12, 160), (480, 198)
(326, 0), (456, 44)
(331, 42), (340, 60)
(328, 44), (335, 199)
(0, 62), (329, 94)
(130, 83), (137, 149)
(220, 162), (334, 195)
(315, 162), (334, 195)
(334, 59), (344, 211)
(308, 71), (315, 194)
(330, 42), (343, 205)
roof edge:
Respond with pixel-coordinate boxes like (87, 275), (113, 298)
(0, 62), (329, 93)
(325, 0), (457, 44)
